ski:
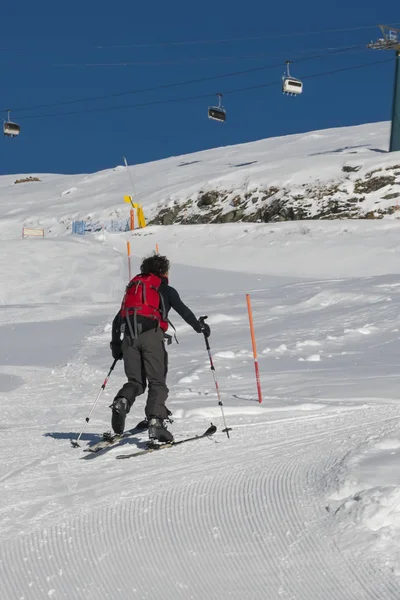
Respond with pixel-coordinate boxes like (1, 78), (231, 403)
(83, 420), (148, 454)
(115, 423), (217, 460)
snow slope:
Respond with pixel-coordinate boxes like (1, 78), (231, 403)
(3, 122), (400, 598)
(0, 120), (394, 238)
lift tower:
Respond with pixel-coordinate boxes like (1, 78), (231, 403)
(368, 25), (400, 152)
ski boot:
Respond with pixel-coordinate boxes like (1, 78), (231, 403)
(148, 418), (174, 444)
(111, 397), (128, 435)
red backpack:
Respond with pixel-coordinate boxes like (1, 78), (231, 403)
(121, 273), (168, 334)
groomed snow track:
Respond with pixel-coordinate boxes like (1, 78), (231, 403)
(1, 406), (400, 599)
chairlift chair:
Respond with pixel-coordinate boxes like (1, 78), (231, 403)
(282, 61), (303, 96)
(3, 111), (20, 137)
(208, 93), (226, 122)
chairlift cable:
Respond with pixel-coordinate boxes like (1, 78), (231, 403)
(57, 44), (366, 68)
(0, 22), (397, 54)
(6, 44), (366, 115)
(16, 57), (393, 122)
(94, 22), (400, 48)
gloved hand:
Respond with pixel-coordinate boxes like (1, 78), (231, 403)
(110, 341), (123, 360)
(198, 320), (211, 338)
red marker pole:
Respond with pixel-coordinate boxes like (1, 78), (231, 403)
(246, 294), (263, 403)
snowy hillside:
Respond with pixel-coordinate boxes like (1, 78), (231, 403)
(1, 121), (400, 240)
(4, 122), (400, 598)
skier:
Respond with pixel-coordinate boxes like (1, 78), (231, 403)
(110, 253), (211, 443)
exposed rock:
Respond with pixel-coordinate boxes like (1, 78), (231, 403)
(354, 176), (395, 194)
(218, 211), (236, 223)
(151, 204), (181, 225)
(230, 195), (243, 208)
(365, 168), (383, 179)
(149, 167), (400, 225)
(384, 206), (399, 215)
(197, 191), (220, 207)
(363, 211), (383, 219)
(184, 212), (215, 225)
(233, 208), (246, 221)
(342, 164), (361, 173)
(382, 192), (399, 200)
(260, 187), (280, 201)
(14, 176), (41, 184)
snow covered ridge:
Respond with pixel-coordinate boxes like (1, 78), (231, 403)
(151, 162), (400, 224)
(0, 120), (398, 237)
(148, 121), (400, 225)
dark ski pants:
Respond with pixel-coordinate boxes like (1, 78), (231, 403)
(115, 328), (169, 420)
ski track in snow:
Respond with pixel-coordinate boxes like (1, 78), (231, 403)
(2, 408), (400, 599)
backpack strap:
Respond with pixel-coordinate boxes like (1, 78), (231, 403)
(167, 318), (179, 344)
(142, 280), (147, 305)
(159, 290), (167, 322)
(126, 312), (135, 338)
(122, 283), (138, 338)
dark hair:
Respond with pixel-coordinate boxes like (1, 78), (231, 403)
(140, 253), (170, 276)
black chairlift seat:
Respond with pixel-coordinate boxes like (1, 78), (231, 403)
(286, 79), (302, 89)
(208, 107), (226, 122)
(4, 122), (20, 137)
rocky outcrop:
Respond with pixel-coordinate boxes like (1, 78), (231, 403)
(14, 176), (41, 184)
(149, 163), (400, 225)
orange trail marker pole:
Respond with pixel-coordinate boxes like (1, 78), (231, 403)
(127, 241), (131, 281)
(130, 209), (135, 231)
(246, 294), (263, 403)
(156, 243), (159, 254)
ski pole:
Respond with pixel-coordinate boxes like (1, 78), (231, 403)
(199, 316), (232, 439)
(71, 358), (118, 448)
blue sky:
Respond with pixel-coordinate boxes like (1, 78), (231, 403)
(2, 0), (398, 174)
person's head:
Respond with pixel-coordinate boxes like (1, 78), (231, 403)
(140, 253), (170, 277)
